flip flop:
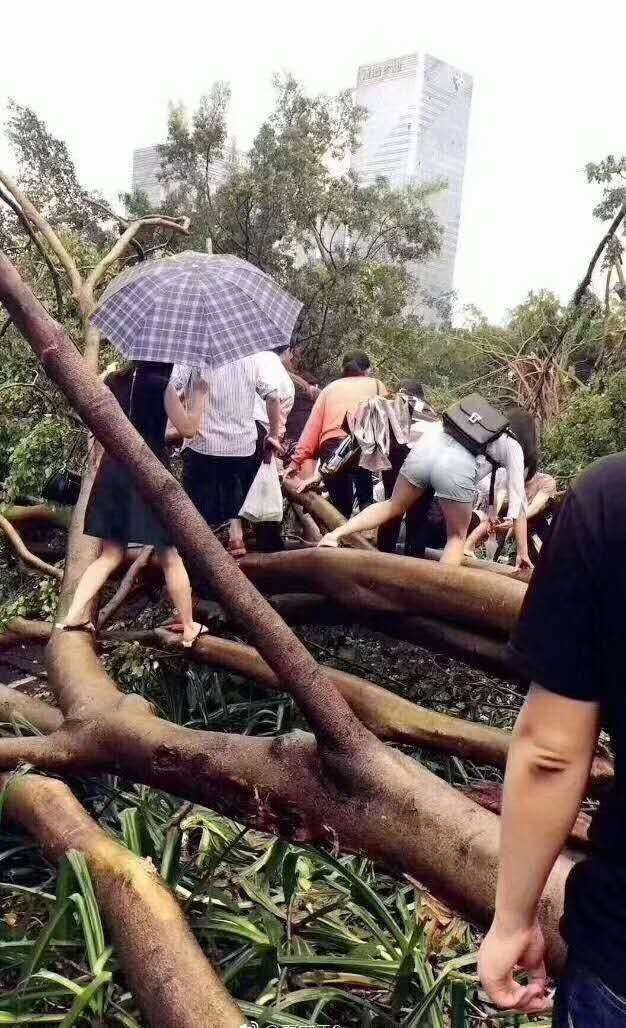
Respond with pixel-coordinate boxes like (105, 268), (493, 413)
(182, 625), (210, 649)
(54, 621), (96, 634)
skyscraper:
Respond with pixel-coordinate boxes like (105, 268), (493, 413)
(352, 52), (473, 320)
(131, 145), (236, 207)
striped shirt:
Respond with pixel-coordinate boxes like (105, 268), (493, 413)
(171, 356), (278, 457)
(251, 351), (295, 432)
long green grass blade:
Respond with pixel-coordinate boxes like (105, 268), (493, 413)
(22, 900), (71, 979)
(58, 971), (112, 1027)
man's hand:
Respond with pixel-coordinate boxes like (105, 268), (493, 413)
(295, 472), (322, 494)
(263, 435), (284, 464)
(478, 921), (550, 1014)
(515, 553), (534, 572)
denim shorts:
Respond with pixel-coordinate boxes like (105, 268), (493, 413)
(553, 964), (626, 1026)
(400, 432), (479, 505)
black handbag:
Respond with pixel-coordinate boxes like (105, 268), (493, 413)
(42, 434), (85, 506)
(442, 393), (510, 505)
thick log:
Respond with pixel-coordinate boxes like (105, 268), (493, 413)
(3, 773), (243, 1028)
(239, 549), (526, 636)
(424, 547), (532, 583)
(0, 707), (571, 974)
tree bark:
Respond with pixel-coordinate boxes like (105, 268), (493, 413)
(239, 549), (526, 636)
(2, 773), (244, 1028)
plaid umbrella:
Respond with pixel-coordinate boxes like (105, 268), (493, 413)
(91, 251), (302, 368)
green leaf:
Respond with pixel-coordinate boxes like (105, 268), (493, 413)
(22, 900), (72, 979)
(305, 847), (405, 948)
(160, 824), (183, 886)
(58, 971), (112, 1027)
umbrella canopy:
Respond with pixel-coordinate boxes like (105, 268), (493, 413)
(91, 252), (302, 368)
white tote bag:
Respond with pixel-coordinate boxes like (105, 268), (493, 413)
(239, 458), (284, 523)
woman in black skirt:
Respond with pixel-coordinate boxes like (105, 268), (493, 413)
(56, 361), (208, 646)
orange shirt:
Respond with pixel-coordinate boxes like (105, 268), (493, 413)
(292, 376), (387, 467)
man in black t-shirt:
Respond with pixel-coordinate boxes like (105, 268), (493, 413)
(479, 452), (626, 1025)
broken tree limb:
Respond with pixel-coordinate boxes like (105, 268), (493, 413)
(0, 501), (73, 529)
(0, 683), (62, 734)
(2, 772), (244, 1028)
(239, 549), (526, 637)
(282, 477), (375, 550)
(119, 626), (518, 765)
(0, 512), (63, 579)
(0, 706), (571, 974)
(98, 544), (153, 627)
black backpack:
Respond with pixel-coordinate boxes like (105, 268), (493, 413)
(442, 394), (510, 505)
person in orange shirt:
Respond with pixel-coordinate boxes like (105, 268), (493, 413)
(285, 351), (387, 517)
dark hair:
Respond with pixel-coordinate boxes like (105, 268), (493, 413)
(273, 343), (291, 355)
(399, 379), (425, 400)
(505, 406), (538, 480)
(341, 350), (372, 377)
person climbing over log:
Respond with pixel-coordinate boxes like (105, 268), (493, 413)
(478, 453), (626, 1024)
(55, 362), (208, 646)
(318, 400), (537, 568)
(284, 350), (387, 517)
(464, 469), (557, 560)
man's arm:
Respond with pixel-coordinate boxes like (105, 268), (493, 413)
(479, 686), (600, 1012)
(264, 391), (283, 458)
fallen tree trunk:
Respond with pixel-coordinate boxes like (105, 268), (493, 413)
(265, 592), (518, 678)
(2, 772), (244, 1028)
(461, 782), (591, 851)
(239, 549), (526, 637)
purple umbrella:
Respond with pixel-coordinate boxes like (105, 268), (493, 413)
(91, 251), (302, 368)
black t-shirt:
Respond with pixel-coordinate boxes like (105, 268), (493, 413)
(511, 452), (626, 992)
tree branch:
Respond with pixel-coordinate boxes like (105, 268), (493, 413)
(573, 199), (626, 306)
(0, 513), (63, 579)
(0, 170), (82, 299)
(98, 545), (153, 628)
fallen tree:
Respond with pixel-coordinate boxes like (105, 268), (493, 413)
(0, 242), (572, 1025)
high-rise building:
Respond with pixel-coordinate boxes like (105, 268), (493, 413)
(131, 146), (165, 207)
(131, 145), (235, 207)
(352, 52), (473, 320)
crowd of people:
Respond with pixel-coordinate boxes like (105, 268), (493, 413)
(56, 343), (554, 639)
(51, 327), (626, 1026)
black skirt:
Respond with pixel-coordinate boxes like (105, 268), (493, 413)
(182, 449), (259, 526)
(84, 451), (173, 548)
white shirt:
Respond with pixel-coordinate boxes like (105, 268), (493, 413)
(251, 351), (295, 432)
(171, 357), (277, 457)
(477, 435), (527, 519)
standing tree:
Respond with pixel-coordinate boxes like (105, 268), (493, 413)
(140, 75), (442, 375)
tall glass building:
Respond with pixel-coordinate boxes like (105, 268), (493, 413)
(352, 53), (473, 321)
(131, 145), (235, 208)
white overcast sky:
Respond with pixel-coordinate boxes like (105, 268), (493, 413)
(1, 0), (623, 323)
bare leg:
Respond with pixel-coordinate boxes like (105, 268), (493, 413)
(228, 517), (246, 555)
(157, 546), (202, 645)
(59, 540), (125, 627)
(319, 476), (425, 546)
(438, 499), (473, 566)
